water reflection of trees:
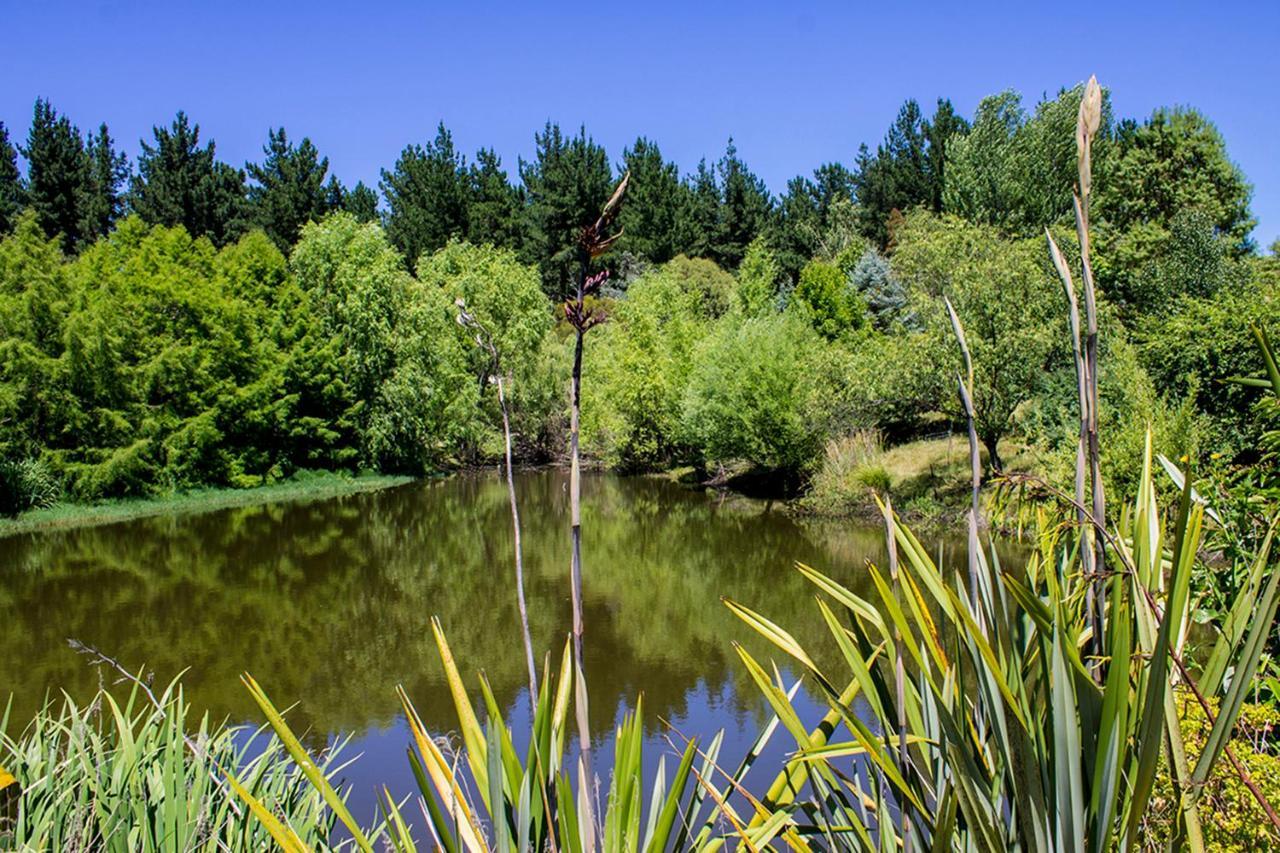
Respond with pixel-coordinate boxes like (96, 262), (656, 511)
(0, 472), (1015, 742)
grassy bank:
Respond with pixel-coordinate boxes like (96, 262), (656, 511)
(798, 432), (1037, 522)
(0, 470), (413, 538)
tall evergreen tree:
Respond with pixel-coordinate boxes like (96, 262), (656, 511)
(324, 174), (345, 212)
(519, 122), (612, 299)
(342, 181), (380, 223)
(854, 98), (967, 247)
(246, 127), (334, 251)
(21, 99), (90, 252)
(381, 123), (469, 268)
(772, 161), (856, 278)
(773, 175), (823, 278)
(853, 100), (927, 247)
(617, 137), (687, 264)
(0, 122), (23, 234)
(131, 111), (248, 246)
(923, 98), (968, 212)
(712, 139), (772, 270)
(681, 159), (721, 260)
(466, 147), (523, 250)
(81, 123), (129, 241)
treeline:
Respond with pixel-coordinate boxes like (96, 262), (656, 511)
(1, 85), (1259, 299)
(0, 81), (1275, 512)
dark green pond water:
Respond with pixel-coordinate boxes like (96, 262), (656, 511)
(0, 470), (996, 825)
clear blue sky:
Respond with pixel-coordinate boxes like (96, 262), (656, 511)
(3, 1), (1277, 248)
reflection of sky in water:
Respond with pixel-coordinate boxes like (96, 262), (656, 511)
(289, 669), (842, 834)
(1, 470), (998, 841)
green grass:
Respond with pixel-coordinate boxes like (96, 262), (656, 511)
(800, 432), (1035, 521)
(0, 470), (413, 539)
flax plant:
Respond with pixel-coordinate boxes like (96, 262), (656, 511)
(562, 172), (629, 846)
(721, 75), (1280, 851)
(0, 682), (344, 851)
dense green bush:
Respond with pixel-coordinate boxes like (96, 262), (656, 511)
(791, 258), (865, 340)
(0, 211), (492, 502)
(1137, 275), (1280, 455)
(681, 311), (830, 474)
(582, 257), (733, 469)
(0, 457), (58, 516)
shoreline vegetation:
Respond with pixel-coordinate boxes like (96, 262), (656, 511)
(0, 470), (412, 538)
(0, 437), (1011, 541)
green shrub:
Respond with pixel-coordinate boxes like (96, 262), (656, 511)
(0, 457), (58, 516)
(791, 259), (864, 340)
(681, 311), (829, 474)
(1143, 696), (1280, 852)
(582, 257), (732, 469)
(1137, 276), (1280, 455)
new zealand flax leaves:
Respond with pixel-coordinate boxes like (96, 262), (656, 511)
(724, 432), (1280, 851)
(239, 628), (731, 852)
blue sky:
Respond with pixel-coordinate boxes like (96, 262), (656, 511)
(3, 1), (1277, 248)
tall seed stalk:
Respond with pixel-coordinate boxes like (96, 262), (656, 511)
(562, 172), (629, 849)
(1076, 77), (1108, 647)
(945, 297), (986, 629)
(1047, 75), (1108, 663)
(455, 302), (538, 702)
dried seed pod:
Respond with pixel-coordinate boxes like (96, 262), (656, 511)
(1076, 75), (1102, 198)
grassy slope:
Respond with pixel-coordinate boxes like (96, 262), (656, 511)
(0, 471), (413, 538)
(800, 434), (1036, 521)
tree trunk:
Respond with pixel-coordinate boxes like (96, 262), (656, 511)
(982, 433), (1003, 476)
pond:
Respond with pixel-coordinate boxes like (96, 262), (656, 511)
(0, 470), (1000, 828)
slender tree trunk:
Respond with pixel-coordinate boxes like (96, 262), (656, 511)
(497, 374), (538, 703)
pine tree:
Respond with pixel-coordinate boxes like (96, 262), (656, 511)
(923, 98), (968, 212)
(466, 148), (523, 250)
(0, 122), (23, 234)
(853, 98), (966, 248)
(131, 111), (248, 246)
(246, 127), (334, 251)
(681, 159), (721, 260)
(771, 162), (856, 278)
(617, 137), (686, 264)
(342, 181), (379, 223)
(381, 123), (469, 269)
(324, 175), (345, 211)
(519, 123), (612, 299)
(21, 99), (90, 252)
(773, 175), (822, 278)
(712, 139), (772, 270)
(81, 123), (129, 241)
